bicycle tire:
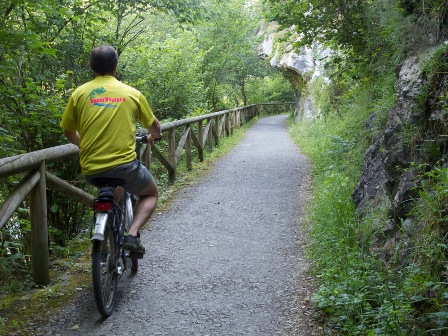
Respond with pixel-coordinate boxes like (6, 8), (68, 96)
(92, 213), (117, 317)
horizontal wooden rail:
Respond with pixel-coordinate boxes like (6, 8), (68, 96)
(0, 144), (79, 179)
(0, 103), (293, 285)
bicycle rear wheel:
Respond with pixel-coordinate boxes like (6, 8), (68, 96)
(92, 214), (117, 317)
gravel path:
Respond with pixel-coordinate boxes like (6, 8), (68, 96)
(37, 114), (319, 336)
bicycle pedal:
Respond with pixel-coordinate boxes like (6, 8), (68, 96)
(130, 251), (145, 259)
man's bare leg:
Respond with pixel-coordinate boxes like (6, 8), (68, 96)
(128, 178), (158, 237)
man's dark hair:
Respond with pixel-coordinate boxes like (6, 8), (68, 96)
(90, 45), (118, 75)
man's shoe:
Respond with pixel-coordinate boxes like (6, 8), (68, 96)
(123, 234), (145, 254)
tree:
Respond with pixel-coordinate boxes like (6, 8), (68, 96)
(197, 0), (271, 110)
(97, 0), (203, 55)
(264, 0), (448, 75)
(120, 13), (206, 120)
(0, 0), (206, 271)
(0, 0), (293, 282)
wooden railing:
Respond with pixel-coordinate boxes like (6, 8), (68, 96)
(0, 103), (294, 285)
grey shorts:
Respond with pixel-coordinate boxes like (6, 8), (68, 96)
(85, 159), (153, 195)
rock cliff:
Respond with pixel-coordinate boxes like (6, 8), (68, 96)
(352, 49), (448, 255)
(257, 22), (331, 121)
(260, 24), (448, 258)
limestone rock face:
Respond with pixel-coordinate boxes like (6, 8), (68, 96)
(257, 23), (331, 121)
(259, 23), (448, 242)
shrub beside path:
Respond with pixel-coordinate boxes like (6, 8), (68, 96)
(37, 114), (320, 336)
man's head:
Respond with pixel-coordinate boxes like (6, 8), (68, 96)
(90, 45), (118, 76)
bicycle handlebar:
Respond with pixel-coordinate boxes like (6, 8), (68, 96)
(135, 134), (148, 143)
(136, 133), (162, 144)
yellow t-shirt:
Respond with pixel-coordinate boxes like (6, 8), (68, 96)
(60, 76), (155, 175)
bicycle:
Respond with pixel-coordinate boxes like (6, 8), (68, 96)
(89, 134), (149, 317)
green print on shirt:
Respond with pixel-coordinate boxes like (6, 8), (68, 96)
(88, 87), (106, 100)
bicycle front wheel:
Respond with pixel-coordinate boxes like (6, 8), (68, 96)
(92, 214), (117, 317)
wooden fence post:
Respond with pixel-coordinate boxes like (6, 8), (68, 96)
(185, 126), (192, 170)
(207, 119), (213, 152)
(214, 116), (220, 147)
(225, 113), (230, 136)
(30, 161), (50, 285)
(197, 120), (204, 162)
(167, 128), (176, 182)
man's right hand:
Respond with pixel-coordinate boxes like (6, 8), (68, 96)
(147, 118), (162, 144)
(147, 133), (162, 144)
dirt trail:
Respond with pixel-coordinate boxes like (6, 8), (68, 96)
(36, 114), (319, 336)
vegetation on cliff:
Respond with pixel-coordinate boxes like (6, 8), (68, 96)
(268, 0), (448, 334)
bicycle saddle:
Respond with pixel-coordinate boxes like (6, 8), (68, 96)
(90, 178), (125, 188)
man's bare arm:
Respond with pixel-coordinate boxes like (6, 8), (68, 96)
(147, 118), (162, 143)
(64, 130), (80, 147)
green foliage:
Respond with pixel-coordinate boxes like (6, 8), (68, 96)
(270, 0), (448, 334)
(0, 211), (34, 291)
(120, 14), (206, 120)
(411, 165), (448, 263)
(197, 0), (272, 109)
(265, 0), (447, 80)
(397, 165), (448, 334)
(245, 72), (295, 104)
(0, 0), (289, 288)
(289, 55), (448, 333)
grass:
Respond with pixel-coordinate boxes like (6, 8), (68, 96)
(0, 116), (258, 336)
(288, 116), (419, 334)
(288, 61), (448, 334)
(287, 93), (381, 333)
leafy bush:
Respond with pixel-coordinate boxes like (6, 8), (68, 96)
(289, 49), (448, 333)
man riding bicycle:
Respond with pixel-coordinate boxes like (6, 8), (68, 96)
(60, 44), (162, 255)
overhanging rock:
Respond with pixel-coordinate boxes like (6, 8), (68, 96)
(257, 22), (332, 121)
